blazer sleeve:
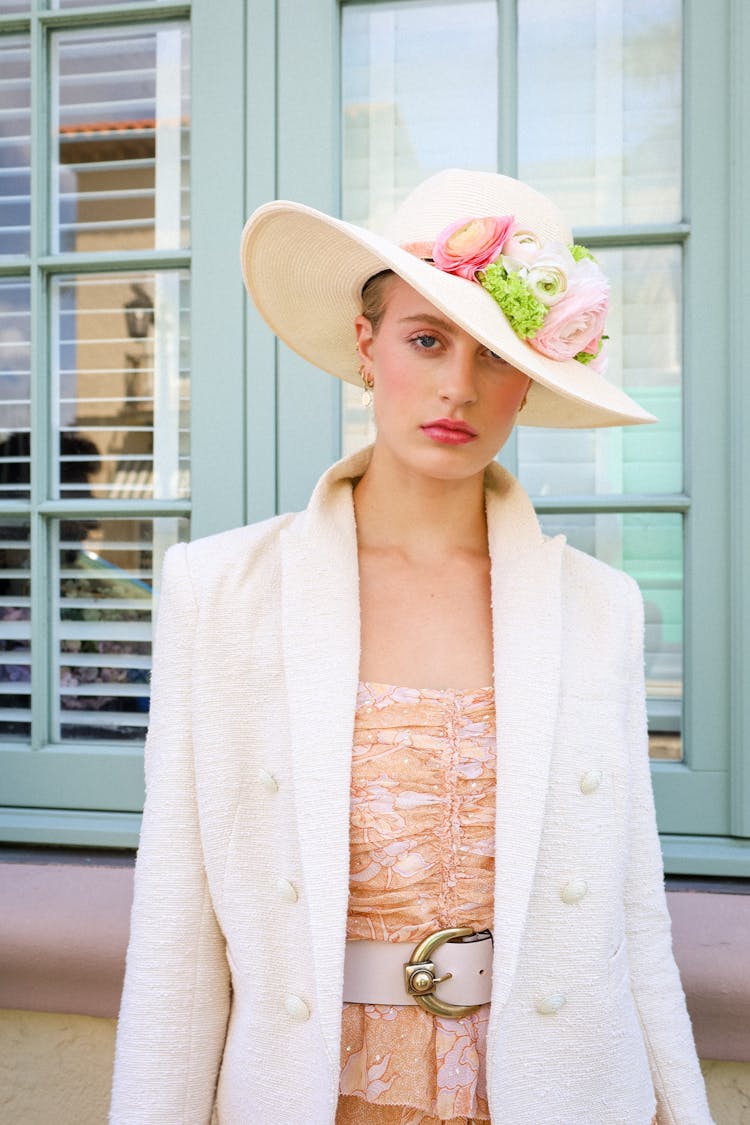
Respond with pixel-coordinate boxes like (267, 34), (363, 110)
(109, 542), (230, 1125)
(622, 577), (715, 1125)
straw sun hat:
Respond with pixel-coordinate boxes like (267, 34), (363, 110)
(240, 169), (657, 429)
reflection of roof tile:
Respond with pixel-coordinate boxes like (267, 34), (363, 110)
(59, 117), (188, 136)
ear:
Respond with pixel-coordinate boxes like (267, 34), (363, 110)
(354, 314), (375, 363)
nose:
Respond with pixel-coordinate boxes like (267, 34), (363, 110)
(437, 343), (479, 406)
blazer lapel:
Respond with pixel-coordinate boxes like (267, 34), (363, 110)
(280, 447), (372, 1063)
(484, 462), (564, 1015)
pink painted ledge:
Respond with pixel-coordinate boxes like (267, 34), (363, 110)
(0, 855), (748, 1061)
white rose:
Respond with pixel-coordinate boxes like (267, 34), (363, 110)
(526, 242), (576, 306)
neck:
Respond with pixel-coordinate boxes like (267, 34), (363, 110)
(352, 441), (489, 561)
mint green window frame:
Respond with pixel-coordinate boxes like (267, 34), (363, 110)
(2, 0), (748, 875)
(0, 0), (273, 846)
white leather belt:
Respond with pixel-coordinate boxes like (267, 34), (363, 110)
(343, 925), (493, 1018)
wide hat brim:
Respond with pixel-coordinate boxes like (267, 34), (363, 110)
(240, 196), (657, 429)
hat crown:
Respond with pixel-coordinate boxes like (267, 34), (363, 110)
(382, 168), (572, 247)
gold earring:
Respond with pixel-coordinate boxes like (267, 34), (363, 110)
(359, 363), (374, 408)
(518, 390), (528, 413)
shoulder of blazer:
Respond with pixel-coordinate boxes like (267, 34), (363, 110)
(177, 511), (296, 601)
(559, 541), (643, 675)
(560, 540), (637, 603)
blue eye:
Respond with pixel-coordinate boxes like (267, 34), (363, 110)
(415, 333), (439, 349)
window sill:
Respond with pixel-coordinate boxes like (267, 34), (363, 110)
(0, 850), (748, 1061)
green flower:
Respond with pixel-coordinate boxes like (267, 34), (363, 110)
(570, 243), (596, 263)
(479, 262), (547, 339)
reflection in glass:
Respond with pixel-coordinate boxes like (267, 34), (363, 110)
(52, 271), (190, 501)
(52, 23), (190, 253)
(517, 245), (682, 497)
(340, 0), (497, 456)
(0, 518), (30, 741)
(342, 0), (497, 229)
(0, 36), (31, 255)
(540, 510), (683, 760)
(0, 279), (31, 500)
(56, 516), (189, 742)
(518, 0), (682, 225)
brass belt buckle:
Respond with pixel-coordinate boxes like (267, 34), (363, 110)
(404, 925), (481, 1017)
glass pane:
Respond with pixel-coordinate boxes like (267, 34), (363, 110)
(517, 245), (681, 497)
(52, 270), (190, 502)
(0, 36), (31, 255)
(0, 517), (30, 742)
(341, 0), (498, 456)
(0, 278), (31, 500)
(342, 0), (497, 228)
(0, 1), (30, 15)
(518, 0), (682, 226)
(540, 511), (682, 761)
(56, 515), (189, 742)
(52, 23), (191, 253)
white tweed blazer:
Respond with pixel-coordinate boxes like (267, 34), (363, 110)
(110, 444), (714, 1125)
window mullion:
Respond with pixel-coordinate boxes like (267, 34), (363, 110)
(29, 6), (51, 751)
(728, 0), (750, 838)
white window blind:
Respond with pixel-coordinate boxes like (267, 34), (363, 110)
(55, 514), (188, 742)
(0, 278), (30, 500)
(0, 35), (31, 256)
(53, 270), (190, 502)
(52, 23), (191, 254)
(0, 518), (30, 742)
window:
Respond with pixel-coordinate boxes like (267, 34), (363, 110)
(0, 0), (251, 845)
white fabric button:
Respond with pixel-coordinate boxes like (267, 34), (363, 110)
(284, 993), (310, 1021)
(536, 993), (566, 1015)
(258, 768), (278, 793)
(580, 769), (602, 794)
(561, 878), (589, 904)
(277, 877), (298, 903)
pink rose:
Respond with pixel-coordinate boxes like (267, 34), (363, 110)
(530, 259), (609, 362)
(433, 215), (515, 279)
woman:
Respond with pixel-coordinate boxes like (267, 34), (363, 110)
(109, 171), (714, 1124)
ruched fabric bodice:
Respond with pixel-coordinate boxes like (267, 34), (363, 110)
(336, 680), (497, 1125)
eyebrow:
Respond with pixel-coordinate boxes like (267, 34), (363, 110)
(397, 313), (459, 334)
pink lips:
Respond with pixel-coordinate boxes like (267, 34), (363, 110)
(421, 417), (478, 445)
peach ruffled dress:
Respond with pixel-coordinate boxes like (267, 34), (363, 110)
(336, 680), (497, 1125)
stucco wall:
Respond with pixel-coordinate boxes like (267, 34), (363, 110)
(1, 1008), (749, 1125)
(0, 1010), (114, 1125)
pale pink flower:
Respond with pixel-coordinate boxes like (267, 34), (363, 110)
(433, 215), (515, 279)
(531, 258), (609, 361)
(501, 228), (542, 268)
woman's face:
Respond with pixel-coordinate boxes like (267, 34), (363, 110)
(355, 275), (532, 482)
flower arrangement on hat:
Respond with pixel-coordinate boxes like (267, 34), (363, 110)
(429, 216), (609, 374)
